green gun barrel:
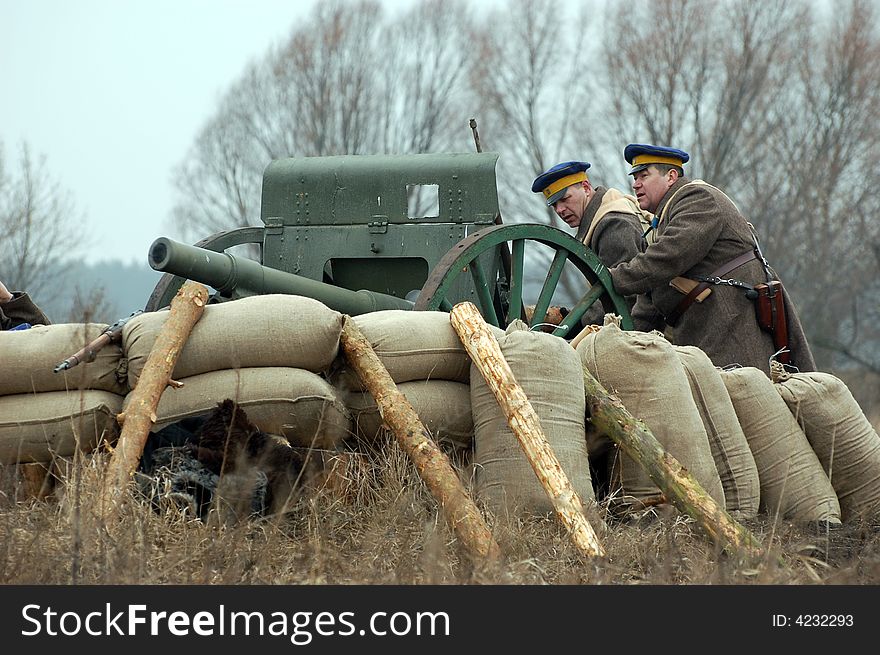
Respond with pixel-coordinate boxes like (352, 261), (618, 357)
(148, 237), (413, 316)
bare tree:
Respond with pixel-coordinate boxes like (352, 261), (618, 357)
(0, 140), (80, 302)
(469, 0), (600, 225)
(466, 0), (607, 303)
(598, 0), (880, 372)
(171, 0), (477, 242)
(754, 0), (880, 370)
(377, 0), (476, 155)
(601, 0), (804, 190)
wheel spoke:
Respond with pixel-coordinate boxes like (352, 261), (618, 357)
(507, 239), (525, 324)
(551, 283), (605, 337)
(413, 223), (632, 331)
(468, 257), (501, 327)
(531, 249), (569, 327)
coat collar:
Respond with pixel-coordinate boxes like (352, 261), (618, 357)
(654, 176), (691, 219)
(575, 186), (607, 241)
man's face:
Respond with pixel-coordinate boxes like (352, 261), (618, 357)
(631, 166), (675, 213)
(552, 181), (592, 229)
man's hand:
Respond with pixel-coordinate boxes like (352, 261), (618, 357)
(524, 305), (570, 333)
(545, 306), (569, 326)
(0, 280), (13, 304)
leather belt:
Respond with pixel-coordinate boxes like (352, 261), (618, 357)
(665, 250), (756, 326)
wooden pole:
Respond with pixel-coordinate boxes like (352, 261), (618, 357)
(450, 302), (605, 559)
(101, 280), (209, 519)
(581, 367), (764, 559)
(569, 323), (602, 350)
(340, 316), (501, 561)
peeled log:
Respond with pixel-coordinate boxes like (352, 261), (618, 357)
(101, 281), (209, 519)
(340, 315), (501, 561)
(581, 368), (763, 559)
(450, 302), (605, 559)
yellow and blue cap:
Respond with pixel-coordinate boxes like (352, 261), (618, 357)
(624, 144), (689, 175)
(531, 161), (590, 206)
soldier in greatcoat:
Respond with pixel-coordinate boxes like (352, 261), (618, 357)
(0, 279), (50, 330)
(608, 143), (815, 374)
(531, 161), (661, 329)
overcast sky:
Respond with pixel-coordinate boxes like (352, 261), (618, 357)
(0, 0), (419, 266)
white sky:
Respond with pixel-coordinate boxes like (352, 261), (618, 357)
(0, 0), (418, 266)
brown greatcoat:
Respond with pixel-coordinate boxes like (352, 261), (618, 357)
(0, 292), (51, 330)
(609, 177), (815, 375)
(576, 186), (661, 329)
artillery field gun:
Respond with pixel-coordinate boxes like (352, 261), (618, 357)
(147, 152), (633, 334)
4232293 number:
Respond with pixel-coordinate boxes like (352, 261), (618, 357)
(772, 614), (854, 627)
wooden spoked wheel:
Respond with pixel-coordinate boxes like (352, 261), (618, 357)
(413, 223), (632, 336)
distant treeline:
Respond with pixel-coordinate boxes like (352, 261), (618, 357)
(35, 260), (163, 325)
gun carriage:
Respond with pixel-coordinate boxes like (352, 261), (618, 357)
(147, 152), (633, 335)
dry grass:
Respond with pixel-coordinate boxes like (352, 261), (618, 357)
(2, 440), (879, 586)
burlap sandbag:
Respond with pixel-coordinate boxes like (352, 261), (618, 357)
(0, 390), (122, 464)
(0, 323), (127, 396)
(122, 367), (351, 450)
(334, 310), (505, 390)
(577, 326), (725, 507)
(345, 379), (472, 449)
(472, 323), (594, 517)
(676, 346), (760, 519)
(123, 295), (344, 388)
(772, 367), (880, 522)
(720, 367), (840, 522)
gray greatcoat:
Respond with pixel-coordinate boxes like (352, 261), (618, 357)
(0, 292), (51, 330)
(576, 186), (660, 328)
(609, 177), (815, 374)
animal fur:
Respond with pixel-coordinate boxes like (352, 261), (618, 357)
(189, 399), (324, 517)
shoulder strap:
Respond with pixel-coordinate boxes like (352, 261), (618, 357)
(665, 250), (756, 326)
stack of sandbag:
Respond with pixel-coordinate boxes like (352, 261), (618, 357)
(122, 295), (350, 450)
(332, 310), (483, 452)
(675, 346), (761, 520)
(576, 324), (725, 509)
(771, 364), (880, 522)
(720, 367), (840, 523)
(0, 323), (128, 464)
(472, 321), (594, 517)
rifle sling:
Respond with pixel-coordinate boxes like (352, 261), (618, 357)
(665, 250), (756, 326)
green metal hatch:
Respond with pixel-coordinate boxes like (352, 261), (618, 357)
(259, 152), (501, 299)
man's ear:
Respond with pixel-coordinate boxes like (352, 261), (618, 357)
(667, 168), (680, 185)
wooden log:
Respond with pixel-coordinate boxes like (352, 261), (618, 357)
(340, 315), (501, 561)
(450, 302), (605, 559)
(581, 367), (764, 559)
(569, 323), (602, 350)
(100, 280), (209, 519)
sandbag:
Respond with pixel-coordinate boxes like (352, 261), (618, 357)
(334, 310), (505, 390)
(720, 367), (840, 523)
(0, 323), (127, 396)
(123, 295), (344, 388)
(676, 345), (760, 519)
(0, 390), (122, 464)
(123, 367), (351, 450)
(577, 326), (725, 507)
(472, 323), (594, 517)
(772, 367), (880, 522)
(344, 379), (472, 450)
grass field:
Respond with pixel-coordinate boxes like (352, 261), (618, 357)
(2, 439), (878, 586)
